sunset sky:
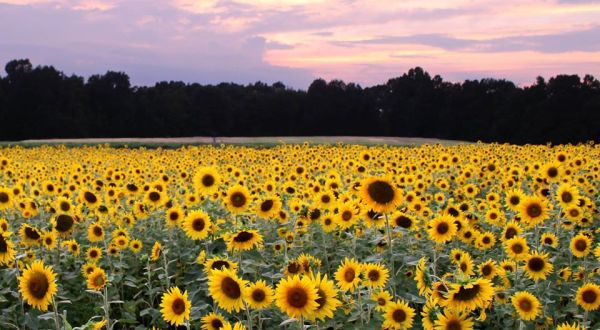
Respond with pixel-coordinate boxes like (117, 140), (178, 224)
(1, 0), (599, 89)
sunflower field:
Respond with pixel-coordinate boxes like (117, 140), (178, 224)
(0, 143), (598, 330)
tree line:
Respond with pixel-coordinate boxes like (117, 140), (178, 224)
(0, 59), (598, 144)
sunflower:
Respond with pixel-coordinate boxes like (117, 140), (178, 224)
(556, 183), (580, 209)
(434, 310), (474, 330)
(511, 291), (541, 321)
(0, 233), (16, 265)
(335, 202), (359, 230)
(194, 167), (221, 195)
(427, 215), (457, 244)
(81, 263), (98, 277)
(151, 241), (162, 262)
(246, 279), (274, 309)
(362, 263), (389, 288)
(372, 290), (393, 312)
(523, 251), (553, 281)
(541, 162), (562, 182)
(53, 214), (76, 237)
(130, 239), (143, 253)
(87, 222), (104, 242)
(225, 229), (263, 252)
(504, 237), (530, 260)
(478, 260), (498, 280)
(87, 267), (107, 291)
(383, 299), (415, 329)
(556, 322), (583, 330)
(309, 272), (341, 321)
(201, 312), (227, 330)
(359, 177), (401, 213)
(19, 224), (41, 246)
(0, 187), (13, 209)
(504, 189), (525, 211)
(18, 260), (58, 311)
(164, 206), (184, 227)
(144, 189), (166, 208)
(160, 287), (191, 326)
(224, 185), (251, 214)
(334, 258), (362, 292)
(205, 257), (238, 275)
(275, 274), (319, 319)
(183, 210), (212, 240)
(540, 232), (558, 248)
(41, 231), (57, 250)
(86, 246), (102, 263)
(442, 278), (495, 312)
(456, 253), (475, 276)
(576, 283), (600, 311)
(255, 195), (282, 219)
(570, 233), (592, 258)
(518, 196), (549, 226)
(80, 189), (101, 209)
(208, 268), (248, 312)
(415, 257), (431, 296)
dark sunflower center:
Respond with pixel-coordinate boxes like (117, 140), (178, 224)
(260, 200), (274, 212)
(324, 218), (332, 225)
(575, 239), (588, 252)
(447, 320), (462, 330)
(0, 236), (7, 252)
(511, 244), (524, 254)
(344, 268), (356, 282)
(509, 196), (520, 205)
(561, 191), (573, 203)
(526, 204), (542, 218)
(481, 265), (492, 276)
(547, 167), (558, 177)
(544, 237), (553, 245)
(315, 288), (326, 310)
(55, 214), (74, 232)
(528, 257), (544, 272)
(287, 262), (301, 274)
(505, 228), (517, 240)
(392, 309), (407, 322)
(342, 211), (352, 221)
(169, 212), (179, 221)
(90, 250), (98, 258)
(0, 192), (9, 203)
(230, 192), (247, 208)
(202, 174), (215, 187)
(395, 216), (412, 228)
(518, 298), (533, 312)
(233, 231), (253, 243)
(583, 289), (598, 303)
(211, 260), (230, 270)
(211, 319), (224, 329)
(437, 222), (449, 234)
(377, 298), (386, 306)
(60, 201), (70, 212)
(221, 277), (241, 299)
(93, 226), (103, 237)
(192, 218), (205, 232)
(25, 227), (41, 240)
(321, 195), (331, 203)
(252, 289), (266, 302)
(287, 287), (308, 308)
(149, 192), (160, 202)
(171, 298), (186, 315)
(28, 271), (49, 299)
(84, 192), (97, 204)
(94, 274), (105, 286)
(367, 180), (395, 204)
(368, 270), (380, 282)
(453, 284), (481, 301)
(570, 209), (580, 217)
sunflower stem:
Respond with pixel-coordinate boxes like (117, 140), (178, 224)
(51, 296), (60, 330)
(243, 301), (253, 330)
(103, 285), (112, 330)
(162, 248), (170, 289)
(384, 213), (395, 296)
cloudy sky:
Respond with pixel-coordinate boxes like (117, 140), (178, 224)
(1, 0), (599, 89)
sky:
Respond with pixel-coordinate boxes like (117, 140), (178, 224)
(1, 0), (599, 89)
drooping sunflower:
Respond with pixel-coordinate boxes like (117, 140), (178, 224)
(334, 258), (362, 293)
(362, 263), (389, 288)
(442, 278), (495, 312)
(571, 233), (592, 258)
(383, 299), (415, 329)
(183, 210), (213, 240)
(359, 177), (401, 213)
(201, 312), (227, 330)
(433, 310), (474, 330)
(518, 196), (549, 226)
(576, 283), (600, 311)
(160, 287), (191, 326)
(523, 251), (553, 281)
(511, 291), (541, 321)
(208, 268), (248, 312)
(310, 272), (341, 321)
(151, 241), (162, 262)
(225, 229), (263, 252)
(194, 167), (222, 195)
(427, 215), (457, 244)
(224, 185), (251, 214)
(18, 260), (58, 311)
(87, 267), (107, 291)
(0, 233), (16, 265)
(415, 257), (431, 296)
(275, 274), (319, 319)
(246, 279), (274, 309)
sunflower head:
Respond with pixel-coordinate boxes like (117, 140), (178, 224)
(160, 287), (191, 326)
(18, 260), (58, 311)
